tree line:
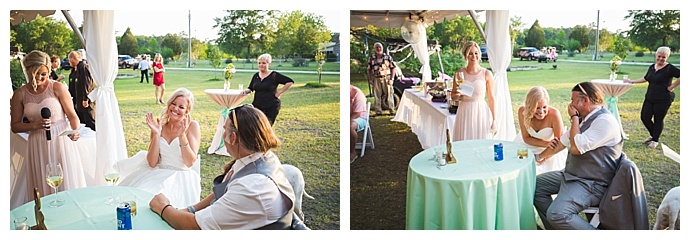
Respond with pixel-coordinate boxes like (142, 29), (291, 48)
(10, 10), (335, 67)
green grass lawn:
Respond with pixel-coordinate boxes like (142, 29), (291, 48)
(350, 58), (680, 229)
(113, 68), (340, 229)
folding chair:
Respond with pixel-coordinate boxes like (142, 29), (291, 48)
(355, 102), (374, 157)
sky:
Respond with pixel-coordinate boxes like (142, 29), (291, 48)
(51, 10), (341, 42)
(507, 10), (632, 32)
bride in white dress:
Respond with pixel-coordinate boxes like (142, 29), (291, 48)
(514, 86), (567, 174)
(117, 88), (201, 207)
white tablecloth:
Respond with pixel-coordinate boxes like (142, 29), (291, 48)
(392, 89), (456, 149)
(204, 89), (250, 156)
(591, 79), (633, 139)
(10, 127), (98, 209)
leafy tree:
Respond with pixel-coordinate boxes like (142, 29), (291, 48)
(569, 25), (590, 52)
(428, 16), (482, 52)
(206, 44), (223, 79)
(612, 35), (630, 60)
(161, 33), (183, 60)
(566, 39), (581, 52)
(160, 47), (174, 62)
(509, 16), (524, 50)
(596, 29), (614, 53)
(625, 10), (680, 51)
(10, 15), (76, 57)
(118, 28), (138, 56)
(214, 10), (277, 62)
(525, 20), (545, 49)
(272, 11), (331, 60)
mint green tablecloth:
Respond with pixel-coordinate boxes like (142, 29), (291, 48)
(406, 140), (537, 230)
(10, 186), (173, 230)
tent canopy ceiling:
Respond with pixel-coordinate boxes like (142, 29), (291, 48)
(9, 10), (56, 25)
(350, 10), (483, 28)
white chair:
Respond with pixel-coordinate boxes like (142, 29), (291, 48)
(355, 102), (374, 157)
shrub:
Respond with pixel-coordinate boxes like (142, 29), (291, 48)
(305, 82), (328, 88)
(224, 58), (233, 64)
(567, 51), (576, 57)
(635, 51), (644, 57)
(292, 58), (309, 67)
(10, 58), (26, 91)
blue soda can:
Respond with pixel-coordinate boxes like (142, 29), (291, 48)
(494, 143), (503, 161)
(117, 202), (132, 230)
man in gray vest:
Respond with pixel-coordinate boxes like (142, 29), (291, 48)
(534, 82), (623, 229)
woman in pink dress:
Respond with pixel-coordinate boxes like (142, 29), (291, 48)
(152, 53), (166, 104)
(10, 50), (87, 206)
(451, 41), (496, 141)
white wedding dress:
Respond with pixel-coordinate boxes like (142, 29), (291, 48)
(514, 127), (567, 175)
(116, 137), (201, 207)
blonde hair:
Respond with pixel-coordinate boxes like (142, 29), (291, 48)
(22, 50), (52, 92)
(154, 53), (163, 63)
(461, 41), (481, 62)
(522, 86), (550, 129)
(258, 53), (272, 64)
(159, 88), (195, 127)
(656, 46), (671, 57)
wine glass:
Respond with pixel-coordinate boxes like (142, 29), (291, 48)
(104, 168), (120, 205)
(45, 162), (65, 207)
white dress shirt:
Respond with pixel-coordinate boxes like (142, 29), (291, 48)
(194, 151), (289, 230)
(560, 106), (622, 154)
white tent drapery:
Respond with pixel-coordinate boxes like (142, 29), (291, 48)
(83, 10), (128, 185)
(409, 20), (432, 82)
(486, 10), (516, 141)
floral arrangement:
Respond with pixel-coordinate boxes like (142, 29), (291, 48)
(610, 55), (622, 73)
(224, 63), (236, 80)
(224, 63), (236, 90)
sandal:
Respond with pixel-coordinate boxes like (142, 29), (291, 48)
(642, 136), (653, 144)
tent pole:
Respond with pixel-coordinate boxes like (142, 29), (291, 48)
(62, 10), (86, 50)
(467, 10), (486, 43)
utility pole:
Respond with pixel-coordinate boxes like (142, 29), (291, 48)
(187, 10), (191, 68)
(593, 10), (600, 61)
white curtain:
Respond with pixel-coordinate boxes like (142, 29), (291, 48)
(84, 10), (127, 185)
(486, 10), (516, 141)
(410, 20), (432, 82)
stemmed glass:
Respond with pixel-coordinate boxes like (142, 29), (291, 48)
(45, 162), (65, 207)
(104, 167), (120, 205)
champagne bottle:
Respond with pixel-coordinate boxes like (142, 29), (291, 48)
(445, 129), (457, 164)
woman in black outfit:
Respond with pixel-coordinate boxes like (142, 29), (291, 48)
(624, 46), (680, 148)
(242, 53), (294, 125)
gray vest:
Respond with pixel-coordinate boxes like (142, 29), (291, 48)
(212, 157), (296, 230)
(563, 108), (622, 186)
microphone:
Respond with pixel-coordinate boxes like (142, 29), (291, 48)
(41, 107), (51, 141)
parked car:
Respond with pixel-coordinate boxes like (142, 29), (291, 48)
(60, 57), (71, 70)
(480, 45), (488, 62)
(518, 47), (542, 61)
(118, 55), (137, 68)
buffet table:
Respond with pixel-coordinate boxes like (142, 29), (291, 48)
(392, 89), (456, 149)
(591, 79), (633, 139)
(10, 186), (173, 230)
(406, 139), (537, 229)
(204, 89), (250, 156)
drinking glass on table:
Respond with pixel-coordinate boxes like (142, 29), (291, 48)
(45, 162), (65, 207)
(104, 167), (120, 205)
